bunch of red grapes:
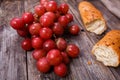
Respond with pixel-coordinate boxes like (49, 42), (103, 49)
(10, 0), (80, 77)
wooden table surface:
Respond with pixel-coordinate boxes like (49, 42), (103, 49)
(0, 0), (120, 80)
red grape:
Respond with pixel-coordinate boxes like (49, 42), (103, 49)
(29, 23), (42, 36)
(52, 22), (64, 36)
(61, 52), (70, 64)
(34, 5), (46, 17)
(32, 49), (46, 60)
(58, 3), (69, 14)
(46, 1), (57, 12)
(39, 27), (53, 40)
(21, 38), (32, 51)
(66, 13), (73, 22)
(55, 11), (61, 21)
(54, 63), (67, 77)
(44, 12), (56, 21)
(58, 16), (69, 28)
(17, 27), (29, 37)
(69, 25), (80, 35)
(10, 18), (25, 30)
(66, 44), (79, 58)
(22, 12), (34, 24)
(56, 38), (67, 51)
(40, 0), (48, 5)
(43, 39), (56, 52)
(32, 37), (43, 49)
(46, 49), (63, 66)
(37, 57), (51, 73)
(40, 15), (54, 27)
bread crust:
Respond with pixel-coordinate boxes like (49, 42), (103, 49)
(78, 1), (107, 34)
(92, 30), (120, 67)
(78, 1), (104, 25)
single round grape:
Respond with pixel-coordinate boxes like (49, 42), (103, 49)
(22, 12), (34, 24)
(10, 18), (25, 30)
(39, 27), (53, 40)
(34, 5), (46, 17)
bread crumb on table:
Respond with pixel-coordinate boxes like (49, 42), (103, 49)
(87, 61), (92, 65)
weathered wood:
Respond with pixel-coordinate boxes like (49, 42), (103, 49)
(101, 0), (120, 18)
(0, 0), (27, 80)
(0, 0), (120, 80)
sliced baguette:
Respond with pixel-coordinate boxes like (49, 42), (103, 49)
(92, 30), (120, 67)
(78, 1), (107, 35)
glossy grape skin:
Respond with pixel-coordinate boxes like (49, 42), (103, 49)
(52, 22), (64, 36)
(32, 49), (46, 60)
(34, 5), (46, 17)
(43, 39), (56, 52)
(29, 23), (42, 36)
(58, 16), (69, 28)
(58, 3), (69, 14)
(22, 12), (34, 24)
(66, 13), (73, 22)
(39, 27), (53, 40)
(32, 37), (43, 49)
(44, 12), (56, 21)
(21, 38), (32, 51)
(10, 18), (25, 30)
(54, 63), (67, 77)
(37, 57), (51, 73)
(56, 38), (67, 51)
(39, 15), (54, 27)
(69, 25), (80, 35)
(46, 49), (63, 66)
(66, 44), (80, 58)
(46, 1), (57, 12)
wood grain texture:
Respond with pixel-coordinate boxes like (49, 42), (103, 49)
(0, 0), (27, 80)
(0, 0), (120, 80)
(101, 0), (120, 18)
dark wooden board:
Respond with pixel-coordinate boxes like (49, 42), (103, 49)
(0, 0), (120, 80)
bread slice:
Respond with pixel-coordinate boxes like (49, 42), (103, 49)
(78, 1), (107, 35)
(92, 30), (120, 67)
